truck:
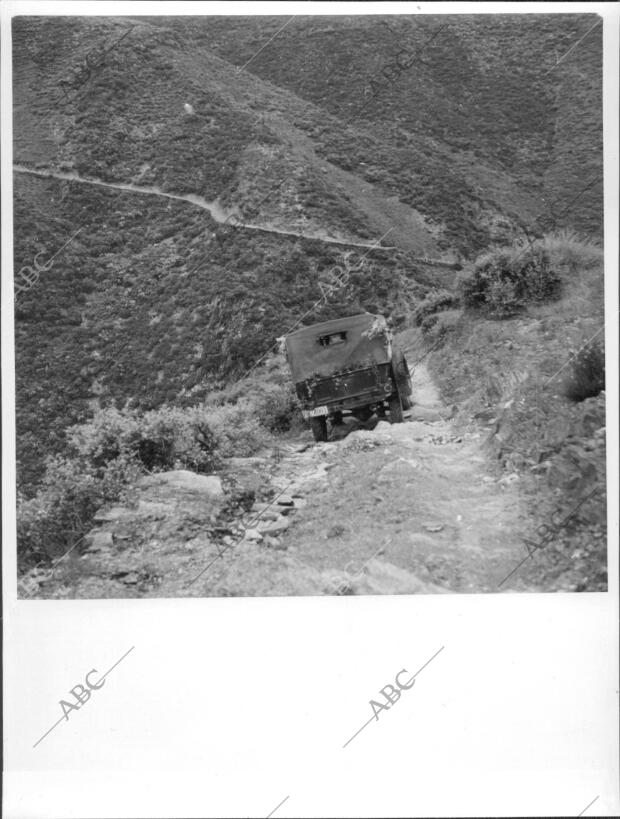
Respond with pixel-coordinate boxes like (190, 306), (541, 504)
(284, 313), (413, 442)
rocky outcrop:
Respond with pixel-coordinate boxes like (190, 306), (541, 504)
(137, 470), (224, 497)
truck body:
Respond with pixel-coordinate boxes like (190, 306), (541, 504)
(284, 313), (412, 441)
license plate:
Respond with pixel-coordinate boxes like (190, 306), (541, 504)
(305, 406), (328, 418)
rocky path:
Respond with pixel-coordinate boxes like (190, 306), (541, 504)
(214, 362), (539, 596)
(23, 363), (539, 599)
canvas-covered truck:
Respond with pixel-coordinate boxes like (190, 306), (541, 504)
(284, 313), (413, 442)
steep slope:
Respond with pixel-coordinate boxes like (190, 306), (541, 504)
(11, 14), (602, 498)
(153, 13), (603, 236)
(14, 165), (435, 492)
(543, 21), (604, 236)
(8, 16), (424, 491)
(13, 15), (551, 255)
(13, 16), (435, 250)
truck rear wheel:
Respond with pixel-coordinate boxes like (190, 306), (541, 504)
(389, 392), (404, 424)
(310, 416), (328, 442)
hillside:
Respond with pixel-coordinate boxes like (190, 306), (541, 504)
(12, 10), (605, 593)
(149, 13), (603, 234)
(10, 13), (548, 492)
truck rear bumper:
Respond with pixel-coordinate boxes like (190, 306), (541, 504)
(301, 389), (393, 418)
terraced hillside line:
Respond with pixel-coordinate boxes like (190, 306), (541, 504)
(12, 164), (399, 252)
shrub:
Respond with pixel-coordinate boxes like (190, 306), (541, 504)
(420, 313), (440, 333)
(423, 308), (463, 343)
(460, 244), (562, 317)
(17, 393), (273, 570)
(538, 228), (603, 272)
(67, 406), (141, 469)
(204, 355), (303, 433)
(415, 288), (459, 327)
(485, 275), (522, 318)
(199, 401), (268, 457)
(67, 405), (222, 473)
(17, 453), (141, 569)
(253, 383), (302, 433)
(519, 259), (558, 302)
(562, 340), (605, 402)
(140, 409), (194, 470)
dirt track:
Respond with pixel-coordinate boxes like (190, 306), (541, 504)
(12, 164), (398, 251)
(208, 362), (538, 596)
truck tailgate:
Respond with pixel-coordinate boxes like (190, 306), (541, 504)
(307, 363), (392, 403)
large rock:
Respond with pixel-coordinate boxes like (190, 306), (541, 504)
(93, 506), (132, 523)
(340, 429), (391, 452)
(137, 470), (223, 497)
(373, 420), (393, 435)
(227, 456), (269, 468)
(135, 500), (173, 518)
(409, 405), (443, 422)
(279, 504), (298, 516)
(292, 466), (329, 490)
(84, 530), (114, 551)
(257, 516), (290, 535)
(250, 506), (280, 521)
(349, 559), (447, 595)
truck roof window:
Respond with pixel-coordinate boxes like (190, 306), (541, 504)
(318, 331), (347, 347)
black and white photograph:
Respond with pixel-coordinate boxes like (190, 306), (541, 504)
(2, 4), (619, 819)
(9, 9), (609, 600)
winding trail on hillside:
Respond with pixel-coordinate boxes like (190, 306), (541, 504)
(13, 164), (400, 252)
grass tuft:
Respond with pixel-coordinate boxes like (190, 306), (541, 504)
(561, 340), (605, 402)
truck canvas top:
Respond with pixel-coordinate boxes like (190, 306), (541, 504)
(284, 313), (391, 383)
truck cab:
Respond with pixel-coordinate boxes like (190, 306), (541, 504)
(284, 313), (412, 441)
